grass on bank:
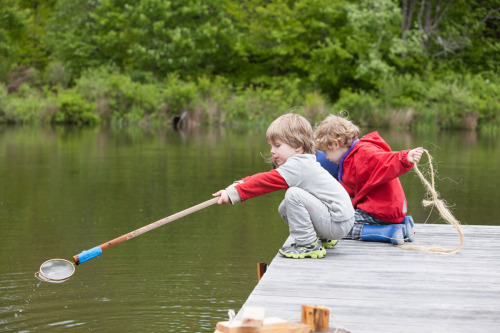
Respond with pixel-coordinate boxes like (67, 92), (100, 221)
(0, 66), (499, 132)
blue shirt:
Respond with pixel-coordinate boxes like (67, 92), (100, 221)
(315, 151), (339, 180)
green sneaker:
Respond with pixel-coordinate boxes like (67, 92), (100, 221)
(279, 240), (326, 259)
(320, 238), (338, 249)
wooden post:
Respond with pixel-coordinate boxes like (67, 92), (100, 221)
(257, 262), (267, 281)
(301, 305), (329, 332)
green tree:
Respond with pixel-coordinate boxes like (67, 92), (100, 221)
(227, 0), (413, 97)
(400, 0), (500, 73)
(46, 0), (101, 79)
(120, 0), (239, 77)
(344, 0), (402, 88)
(15, 0), (58, 70)
(0, 1), (28, 77)
(47, 0), (238, 80)
(227, 0), (353, 98)
(444, 0), (500, 73)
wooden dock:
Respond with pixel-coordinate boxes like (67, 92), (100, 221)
(235, 224), (500, 332)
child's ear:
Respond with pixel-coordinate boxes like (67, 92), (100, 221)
(295, 146), (304, 153)
(328, 143), (339, 150)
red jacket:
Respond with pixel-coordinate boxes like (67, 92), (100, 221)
(340, 132), (414, 223)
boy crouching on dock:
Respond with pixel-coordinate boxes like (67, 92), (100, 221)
(314, 114), (424, 245)
(213, 113), (354, 259)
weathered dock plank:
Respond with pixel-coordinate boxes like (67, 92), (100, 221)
(236, 224), (500, 332)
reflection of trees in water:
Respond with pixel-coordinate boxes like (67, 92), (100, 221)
(460, 130), (477, 146)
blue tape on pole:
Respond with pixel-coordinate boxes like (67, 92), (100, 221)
(77, 246), (103, 264)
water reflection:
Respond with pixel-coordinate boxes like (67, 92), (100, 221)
(0, 125), (499, 332)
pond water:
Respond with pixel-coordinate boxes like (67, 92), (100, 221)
(0, 125), (498, 332)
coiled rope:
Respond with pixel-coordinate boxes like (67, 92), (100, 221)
(399, 149), (464, 254)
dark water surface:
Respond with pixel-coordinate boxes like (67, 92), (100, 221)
(0, 125), (498, 332)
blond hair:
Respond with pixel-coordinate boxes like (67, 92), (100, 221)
(314, 114), (360, 151)
(266, 113), (314, 154)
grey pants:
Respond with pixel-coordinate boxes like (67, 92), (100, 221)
(278, 187), (354, 245)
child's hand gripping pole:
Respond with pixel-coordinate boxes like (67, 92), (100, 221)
(72, 198), (219, 265)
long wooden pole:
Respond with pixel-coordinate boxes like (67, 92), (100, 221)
(73, 197), (218, 264)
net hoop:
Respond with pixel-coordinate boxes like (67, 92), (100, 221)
(35, 258), (75, 283)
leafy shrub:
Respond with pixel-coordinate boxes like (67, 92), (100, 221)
(0, 83), (7, 121)
(304, 91), (327, 123)
(333, 89), (381, 127)
(162, 73), (199, 116)
(427, 77), (478, 129)
(45, 61), (71, 88)
(378, 74), (428, 108)
(468, 74), (500, 130)
(53, 89), (99, 125)
(75, 67), (163, 123)
(0, 83), (56, 124)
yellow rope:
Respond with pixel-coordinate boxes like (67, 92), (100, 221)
(398, 149), (464, 254)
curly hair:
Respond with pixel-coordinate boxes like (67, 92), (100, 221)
(314, 114), (360, 151)
(266, 113), (315, 154)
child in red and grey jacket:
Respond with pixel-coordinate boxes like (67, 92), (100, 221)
(314, 114), (424, 245)
(213, 113), (354, 259)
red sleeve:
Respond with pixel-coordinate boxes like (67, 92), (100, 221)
(360, 148), (413, 187)
(235, 169), (289, 201)
(350, 147), (413, 207)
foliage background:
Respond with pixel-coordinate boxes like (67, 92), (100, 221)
(1, 0), (499, 130)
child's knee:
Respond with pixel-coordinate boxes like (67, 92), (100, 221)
(278, 200), (288, 222)
(284, 187), (305, 203)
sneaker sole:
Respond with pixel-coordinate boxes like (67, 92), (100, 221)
(323, 240), (338, 249)
(279, 248), (326, 259)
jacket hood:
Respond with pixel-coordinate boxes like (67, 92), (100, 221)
(352, 131), (391, 153)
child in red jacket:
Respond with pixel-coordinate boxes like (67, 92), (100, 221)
(314, 114), (424, 245)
